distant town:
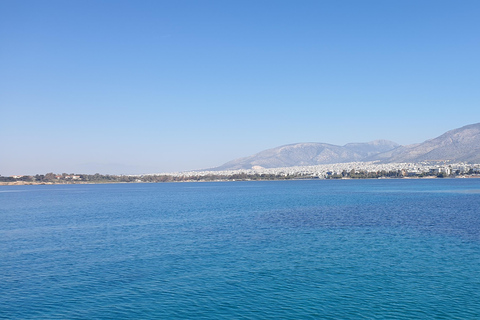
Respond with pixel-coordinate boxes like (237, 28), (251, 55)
(1, 161), (480, 185)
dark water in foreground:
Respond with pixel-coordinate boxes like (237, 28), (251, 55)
(1, 179), (480, 319)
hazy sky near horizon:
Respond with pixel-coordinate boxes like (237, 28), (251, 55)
(1, 1), (480, 175)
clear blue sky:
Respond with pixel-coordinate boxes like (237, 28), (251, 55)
(1, 0), (479, 175)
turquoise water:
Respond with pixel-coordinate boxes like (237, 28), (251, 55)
(1, 179), (480, 319)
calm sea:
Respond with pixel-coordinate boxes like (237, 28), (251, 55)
(1, 179), (480, 319)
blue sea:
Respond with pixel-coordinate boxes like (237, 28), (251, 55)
(1, 179), (480, 319)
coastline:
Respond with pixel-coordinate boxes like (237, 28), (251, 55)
(2, 175), (480, 186)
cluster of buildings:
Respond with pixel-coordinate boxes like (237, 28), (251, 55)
(159, 161), (480, 179)
(6, 162), (480, 184)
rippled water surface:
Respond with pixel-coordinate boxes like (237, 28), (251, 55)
(1, 179), (480, 319)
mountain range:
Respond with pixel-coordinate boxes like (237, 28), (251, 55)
(213, 123), (480, 171)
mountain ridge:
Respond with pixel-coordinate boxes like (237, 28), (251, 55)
(212, 123), (480, 171)
(213, 140), (400, 171)
(373, 123), (480, 163)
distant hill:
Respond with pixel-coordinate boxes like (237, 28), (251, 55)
(212, 123), (480, 171)
(213, 140), (399, 171)
(372, 123), (480, 163)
